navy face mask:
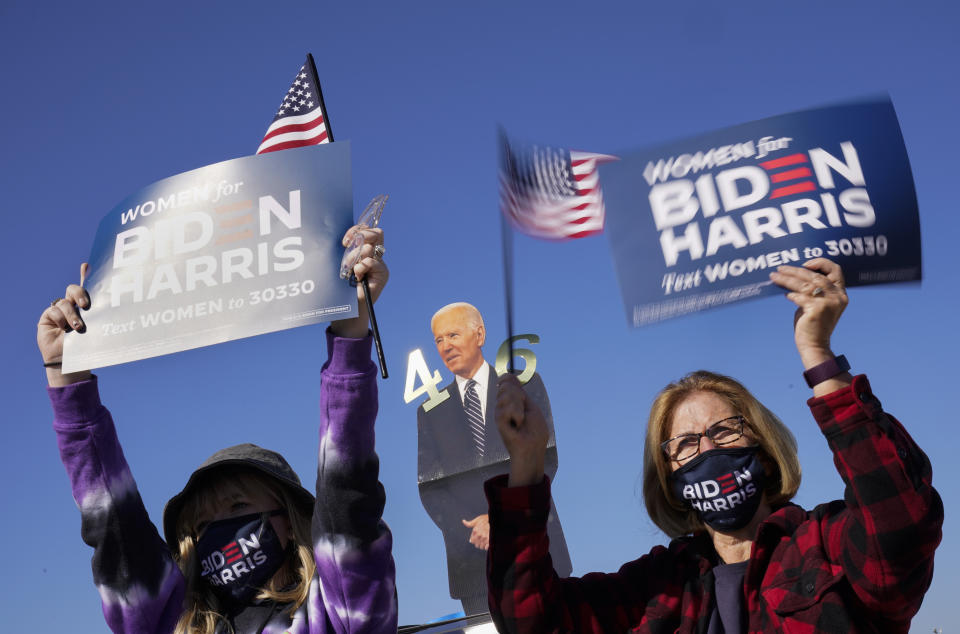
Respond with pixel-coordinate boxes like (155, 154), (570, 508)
(670, 446), (766, 532)
(195, 510), (288, 608)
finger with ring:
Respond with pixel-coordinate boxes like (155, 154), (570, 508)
(374, 244), (385, 260)
(811, 287), (824, 296)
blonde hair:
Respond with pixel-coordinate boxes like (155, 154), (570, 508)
(430, 302), (484, 333)
(171, 468), (315, 634)
(642, 370), (801, 537)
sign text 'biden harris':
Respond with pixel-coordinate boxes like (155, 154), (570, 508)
(63, 144), (356, 372)
(601, 98), (921, 327)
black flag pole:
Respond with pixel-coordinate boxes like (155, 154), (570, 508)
(361, 273), (388, 378)
(499, 128), (516, 376)
(501, 209), (516, 376)
(306, 54), (334, 144)
(308, 53), (388, 378)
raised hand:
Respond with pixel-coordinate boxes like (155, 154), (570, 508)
(495, 374), (548, 487)
(769, 258), (847, 360)
(39, 264), (93, 387)
(769, 258), (851, 395)
(331, 225), (388, 339)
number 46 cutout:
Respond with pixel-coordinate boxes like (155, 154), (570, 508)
(403, 334), (540, 412)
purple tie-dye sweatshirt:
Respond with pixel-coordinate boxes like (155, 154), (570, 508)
(49, 331), (398, 634)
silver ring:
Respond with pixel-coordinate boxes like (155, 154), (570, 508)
(811, 287), (824, 297)
(373, 244), (385, 260)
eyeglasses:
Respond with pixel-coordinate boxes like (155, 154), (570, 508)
(661, 416), (747, 462)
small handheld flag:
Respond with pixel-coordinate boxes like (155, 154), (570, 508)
(257, 54), (332, 154)
(498, 130), (616, 373)
(257, 55), (388, 378)
(500, 131), (617, 240)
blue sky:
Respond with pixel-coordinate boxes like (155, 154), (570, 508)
(2, 1), (957, 630)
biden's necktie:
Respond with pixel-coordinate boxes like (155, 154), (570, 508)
(464, 379), (485, 456)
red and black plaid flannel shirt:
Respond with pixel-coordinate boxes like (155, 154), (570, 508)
(486, 375), (942, 633)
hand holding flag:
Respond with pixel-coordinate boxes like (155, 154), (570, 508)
(257, 55), (388, 377)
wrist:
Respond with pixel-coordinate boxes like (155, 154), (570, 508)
(802, 353), (852, 397)
(330, 306), (369, 339)
(330, 321), (368, 338)
(797, 345), (835, 370)
(508, 456), (545, 487)
(46, 367), (92, 387)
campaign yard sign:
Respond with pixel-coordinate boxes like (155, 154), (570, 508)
(62, 143), (356, 372)
(601, 98), (921, 327)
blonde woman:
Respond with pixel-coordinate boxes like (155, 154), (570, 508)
(40, 226), (396, 634)
(487, 259), (942, 633)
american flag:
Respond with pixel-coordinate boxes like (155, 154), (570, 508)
(500, 132), (617, 240)
(257, 54), (331, 154)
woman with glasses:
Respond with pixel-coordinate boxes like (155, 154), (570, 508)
(486, 259), (942, 633)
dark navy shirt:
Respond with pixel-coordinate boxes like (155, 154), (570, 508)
(707, 560), (749, 634)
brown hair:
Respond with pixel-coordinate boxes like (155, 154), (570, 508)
(642, 370), (801, 537)
(171, 468), (315, 634)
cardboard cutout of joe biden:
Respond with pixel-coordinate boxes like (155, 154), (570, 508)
(417, 302), (571, 615)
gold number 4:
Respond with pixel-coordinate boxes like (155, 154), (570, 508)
(403, 349), (450, 412)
